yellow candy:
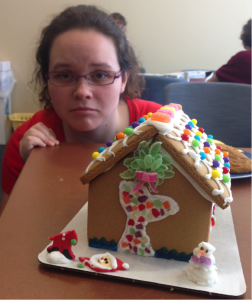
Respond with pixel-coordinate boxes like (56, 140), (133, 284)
(212, 170), (220, 179)
(147, 112), (153, 117)
(92, 152), (100, 160)
(195, 131), (202, 137)
(192, 119), (197, 125)
(160, 106), (176, 113)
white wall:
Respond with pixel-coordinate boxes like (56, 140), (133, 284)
(0, 0), (251, 113)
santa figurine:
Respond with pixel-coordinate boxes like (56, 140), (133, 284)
(79, 252), (129, 273)
(185, 241), (218, 286)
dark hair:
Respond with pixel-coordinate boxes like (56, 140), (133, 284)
(240, 19), (251, 48)
(33, 5), (144, 109)
(110, 12), (127, 27)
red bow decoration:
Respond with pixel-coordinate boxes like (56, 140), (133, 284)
(132, 171), (158, 193)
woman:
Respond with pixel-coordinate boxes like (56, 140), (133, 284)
(207, 19), (251, 84)
(1, 5), (161, 209)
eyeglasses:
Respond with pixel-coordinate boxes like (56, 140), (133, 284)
(45, 70), (123, 86)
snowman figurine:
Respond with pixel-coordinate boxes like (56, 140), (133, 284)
(185, 241), (218, 286)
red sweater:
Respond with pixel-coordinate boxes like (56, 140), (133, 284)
(215, 50), (251, 84)
(2, 99), (161, 195)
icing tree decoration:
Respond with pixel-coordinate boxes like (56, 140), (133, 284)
(118, 181), (179, 256)
(185, 241), (218, 287)
(120, 141), (175, 193)
(79, 252), (129, 272)
(47, 230), (78, 260)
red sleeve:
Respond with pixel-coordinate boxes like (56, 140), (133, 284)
(125, 98), (162, 125)
(1, 109), (65, 195)
(215, 51), (251, 84)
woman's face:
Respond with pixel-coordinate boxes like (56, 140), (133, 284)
(48, 29), (128, 132)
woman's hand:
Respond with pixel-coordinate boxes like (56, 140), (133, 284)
(19, 122), (59, 162)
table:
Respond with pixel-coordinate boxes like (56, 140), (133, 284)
(0, 144), (250, 299)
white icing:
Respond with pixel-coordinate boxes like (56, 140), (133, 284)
(118, 180), (179, 257)
(45, 251), (71, 264)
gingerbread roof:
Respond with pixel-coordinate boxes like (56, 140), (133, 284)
(80, 103), (232, 210)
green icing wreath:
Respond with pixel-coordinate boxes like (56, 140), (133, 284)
(120, 141), (175, 190)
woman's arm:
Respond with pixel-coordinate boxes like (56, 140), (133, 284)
(206, 74), (219, 82)
(0, 191), (10, 217)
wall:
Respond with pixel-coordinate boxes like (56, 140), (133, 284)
(0, 0), (251, 113)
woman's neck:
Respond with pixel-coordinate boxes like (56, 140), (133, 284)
(63, 98), (129, 143)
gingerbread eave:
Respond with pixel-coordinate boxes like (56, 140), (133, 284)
(80, 126), (230, 210)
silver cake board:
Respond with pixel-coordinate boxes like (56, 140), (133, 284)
(38, 203), (246, 297)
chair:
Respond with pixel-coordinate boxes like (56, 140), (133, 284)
(140, 75), (186, 105)
(163, 82), (251, 147)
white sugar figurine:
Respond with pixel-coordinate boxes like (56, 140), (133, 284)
(185, 242), (218, 287)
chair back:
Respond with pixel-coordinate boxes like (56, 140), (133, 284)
(140, 75), (186, 105)
(163, 82), (251, 147)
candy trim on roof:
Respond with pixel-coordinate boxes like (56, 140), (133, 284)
(83, 103), (232, 206)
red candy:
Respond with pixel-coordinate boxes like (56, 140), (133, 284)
(198, 128), (204, 133)
(181, 133), (189, 141)
(222, 167), (229, 174)
(216, 146), (222, 151)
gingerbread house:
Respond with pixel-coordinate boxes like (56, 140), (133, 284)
(80, 103), (232, 262)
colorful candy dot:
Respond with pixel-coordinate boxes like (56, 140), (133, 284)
(200, 152), (207, 160)
(212, 170), (220, 178)
(106, 140), (113, 147)
(223, 151), (229, 157)
(191, 119), (197, 125)
(192, 139), (200, 147)
(195, 131), (202, 137)
(143, 114), (149, 120)
(198, 128), (204, 133)
(150, 112), (171, 123)
(215, 149), (221, 155)
(188, 121), (194, 127)
(222, 174), (230, 183)
(132, 121), (139, 128)
(223, 157), (229, 163)
(77, 263), (84, 268)
(98, 147), (105, 153)
(181, 133), (189, 141)
(147, 112), (153, 117)
(204, 141), (210, 147)
(222, 167), (229, 174)
(224, 162), (230, 168)
(129, 126), (133, 129)
(92, 152), (100, 159)
(204, 147), (210, 154)
(207, 138), (213, 145)
(208, 135), (213, 139)
(216, 146), (222, 151)
(185, 124), (192, 130)
(215, 154), (221, 161)
(212, 160), (220, 168)
(116, 132), (125, 140)
(194, 135), (201, 141)
(184, 128), (191, 135)
(124, 127), (134, 136)
(138, 117), (145, 123)
(114, 136), (117, 141)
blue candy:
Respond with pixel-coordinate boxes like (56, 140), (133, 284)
(98, 147), (105, 153)
(207, 134), (213, 139)
(194, 135), (201, 141)
(188, 121), (194, 127)
(199, 152), (207, 160)
(138, 117), (145, 123)
(224, 162), (231, 168)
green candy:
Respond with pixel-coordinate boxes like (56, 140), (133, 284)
(139, 248), (145, 256)
(77, 263), (84, 268)
(124, 185), (131, 193)
(114, 136), (117, 141)
(222, 174), (230, 183)
(207, 138), (213, 144)
(192, 139), (200, 147)
(71, 239), (77, 245)
(153, 199), (162, 208)
(215, 154), (221, 161)
(131, 198), (138, 205)
(124, 127), (134, 136)
(129, 227), (135, 234)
